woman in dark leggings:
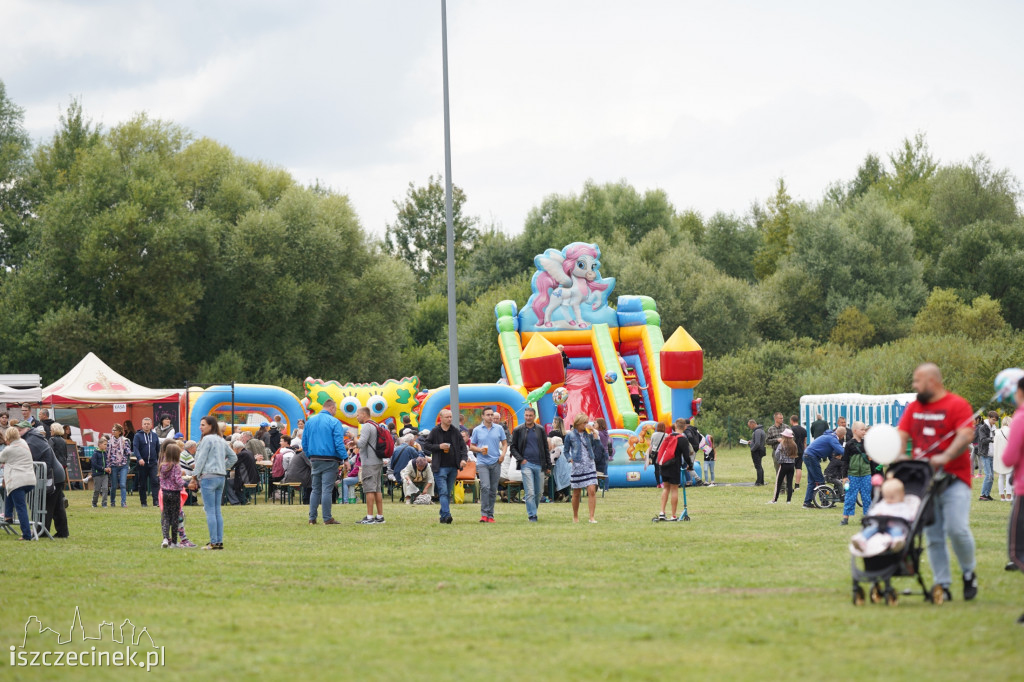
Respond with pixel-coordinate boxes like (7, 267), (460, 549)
(770, 429), (798, 504)
(644, 423), (667, 488)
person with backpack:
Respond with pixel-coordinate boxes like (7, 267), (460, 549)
(303, 399), (349, 525)
(654, 419), (695, 521)
(356, 406), (391, 525)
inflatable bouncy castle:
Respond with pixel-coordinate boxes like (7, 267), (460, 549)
(493, 242), (705, 486)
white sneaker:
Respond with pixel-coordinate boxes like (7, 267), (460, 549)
(161, 539), (170, 548)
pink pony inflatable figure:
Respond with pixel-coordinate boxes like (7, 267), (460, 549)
(531, 243), (610, 328)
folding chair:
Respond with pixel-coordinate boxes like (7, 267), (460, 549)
(28, 462), (53, 540)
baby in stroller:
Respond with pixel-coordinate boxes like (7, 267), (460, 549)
(850, 478), (919, 557)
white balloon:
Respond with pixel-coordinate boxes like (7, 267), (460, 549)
(864, 424), (902, 465)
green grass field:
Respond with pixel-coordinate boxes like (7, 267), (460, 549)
(1, 450), (1020, 681)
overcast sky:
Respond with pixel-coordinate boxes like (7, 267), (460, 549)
(3, 0), (1022, 236)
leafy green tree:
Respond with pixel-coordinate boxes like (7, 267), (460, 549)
(519, 180), (678, 259)
(912, 289), (1009, 341)
(698, 212), (761, 282)
(829, 307), (876, 349)
(604, 230), (758, 356)
(0, 80), (33, 266)
(752, 178), (794, 280)
(385, 175), (479, 286)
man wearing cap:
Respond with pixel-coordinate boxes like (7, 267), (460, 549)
(133, 417), (161, 507)
(268, 422), (282, 453)
(400, 456), (434, 504)
(19, 420), (68, 537)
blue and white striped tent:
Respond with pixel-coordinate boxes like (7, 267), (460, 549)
(800, 393), (917, 441)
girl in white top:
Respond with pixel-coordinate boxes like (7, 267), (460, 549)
(994, 415), (1014, 501)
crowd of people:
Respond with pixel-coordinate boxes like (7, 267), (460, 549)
(3, 362), (1024, 624)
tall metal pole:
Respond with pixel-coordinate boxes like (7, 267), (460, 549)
(441, 0), (459, 418)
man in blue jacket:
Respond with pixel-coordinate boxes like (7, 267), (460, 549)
(802, 426), (846, 509)
(303, 400), (348, 525)
(133, 417), (161, 507)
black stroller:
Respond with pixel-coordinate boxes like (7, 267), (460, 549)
(850, 460), (951, 606)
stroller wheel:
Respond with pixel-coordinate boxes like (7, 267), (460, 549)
(885, 589), (899, 607)
(870, 583), (884, 604)
(852, 585), (865, 606)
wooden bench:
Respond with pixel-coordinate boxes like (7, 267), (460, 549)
(243, 483), (259, 505)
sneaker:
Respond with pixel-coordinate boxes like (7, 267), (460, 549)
(655, 513), (666, 522)
(794, 484), (800, 489)
(92, 503), (97, 508)
(201, 543), (216, 550)
(528, 516), (538, 522)
(588, 519), (598, 524)
(486, 517), (495, 523)
(766, 500), (776, 505)
(356, 517), (376, 525)
(979, 495), (994, 501)
(405, 499), (413, 505)
(212, 543), (224, 550)
(802, 503), (815, 509)
(161, 539), (170, 549)
(374, 516), (385, 524)
(308, 519), (317, 525)
(443, 516), (453, 524)
(480, 516), (488, 523)
(180, 539), (197, 548)
(656, 483), (663, 489)
(121, 503), (127, 508)
(963, 571), (978, 600)
(839, 519), (849, 526)
(324, 518), (341, 525)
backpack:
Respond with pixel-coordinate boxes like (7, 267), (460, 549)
(367, 420), (395, 460)
(656, 433), (681, 466)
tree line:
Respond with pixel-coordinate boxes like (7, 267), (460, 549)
(1, 80), (1022, 435)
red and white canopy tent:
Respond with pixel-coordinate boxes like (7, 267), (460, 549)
(41, 353), (183, 446)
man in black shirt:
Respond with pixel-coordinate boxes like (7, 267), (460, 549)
(747, 420), (766, 486)
(422, 409), (467, 524)
(809, 413), (829, 440)
(509, 407), (552, 522)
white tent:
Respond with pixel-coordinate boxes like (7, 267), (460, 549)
(0, 383), (42, 403)
(800, 392), (918, 440)
(41, 352), (179, 405)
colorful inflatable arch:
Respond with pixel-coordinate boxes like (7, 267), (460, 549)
(187, 384), (305, 440)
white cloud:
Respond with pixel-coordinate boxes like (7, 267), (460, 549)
(2, 0), (1022, 238)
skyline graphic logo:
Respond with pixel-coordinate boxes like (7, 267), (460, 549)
(10, 606), (165, 672)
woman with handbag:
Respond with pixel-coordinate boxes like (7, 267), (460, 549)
(564, 413), (600, 524)
(191, 416), (237, 550)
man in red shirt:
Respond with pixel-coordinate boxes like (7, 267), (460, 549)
(897, 363), (978, 603)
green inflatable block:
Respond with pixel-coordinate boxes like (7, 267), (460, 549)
(497, 317), (517, 333)
(622, 412), (639, 431)
(645, 311), (661, 327)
